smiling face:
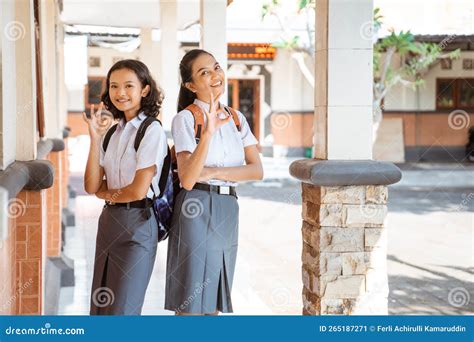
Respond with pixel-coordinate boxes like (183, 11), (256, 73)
(185, 53), (225, 103)
(108, 68), (149, 119)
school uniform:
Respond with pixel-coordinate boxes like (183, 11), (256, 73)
(165, 99), (258, 314)
(90, 112), (167, 315)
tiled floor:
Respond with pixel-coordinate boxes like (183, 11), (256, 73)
(58, 191), (301, 315)
(58, 195), (173, 315)
(58, 136), (474, 315)
(59, 135), (301, 315)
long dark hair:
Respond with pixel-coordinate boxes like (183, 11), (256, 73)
(101, 59), (164, 120)
(177, 49), (214, 112)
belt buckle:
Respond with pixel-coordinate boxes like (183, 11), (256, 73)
(106, 201), (116, 206)
(219, 186), (230, 195)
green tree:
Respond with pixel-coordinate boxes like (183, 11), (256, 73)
(262, 1), (460, 141)
(262, 0), (315, 87)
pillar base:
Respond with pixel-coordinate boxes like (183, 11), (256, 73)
(44, 254), (75, 315)
(291, 159), (401, 315)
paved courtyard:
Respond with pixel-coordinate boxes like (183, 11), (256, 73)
(58, 136), (473, 315)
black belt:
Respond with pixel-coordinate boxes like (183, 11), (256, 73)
(193, 183), (237, 197)
(105, 198), (153, 209)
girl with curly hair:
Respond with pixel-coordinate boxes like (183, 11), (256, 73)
(82, 59), (167, 315)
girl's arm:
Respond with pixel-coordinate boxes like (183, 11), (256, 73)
(199, 145), (264, 183)
(82, 103), (111, 194)
(176, 131), (213, 191)
(177, 93), (231, 190)
(95, 165), (156, 202)
(84, 136), (105, 194)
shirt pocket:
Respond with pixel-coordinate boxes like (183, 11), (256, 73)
(224, 127), (246, 167)
(118, 144), (138, 183)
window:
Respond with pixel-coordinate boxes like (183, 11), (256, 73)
(89, 56), (101, 68)
(436, 78), (474, 110)
(84, 77), (106, 110)
(463, 59), (474, 70)
(440, 59), (452, 70)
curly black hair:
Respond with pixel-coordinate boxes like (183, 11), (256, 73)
(101, 59), (164, 119)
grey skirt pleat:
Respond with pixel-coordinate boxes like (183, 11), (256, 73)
(90, 205), (158, 315)
(165, 188), (239, 314)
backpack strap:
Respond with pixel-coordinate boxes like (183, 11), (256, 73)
(136, 117), (172, 199)
(156, 145), (172, 198)
(134, 116), (157, 151)
(186, 103), (204, 143)
(223, 106), (241, 132)
(102, 123), (118, 152)
(185, 103), (241, 144)
(134, 116), (161, 198)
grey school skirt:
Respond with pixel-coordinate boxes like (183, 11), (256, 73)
(90, 204), (158, 315)
(165, 188), (239, 314)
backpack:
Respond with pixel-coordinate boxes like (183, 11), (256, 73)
(103, 116), (175, 242)
(169, 103), (242, 186)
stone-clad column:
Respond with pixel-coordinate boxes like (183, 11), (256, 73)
(290, 0), (401, 315)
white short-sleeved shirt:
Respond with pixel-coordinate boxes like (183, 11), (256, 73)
(171, 98), (258, 186)
(100, 112), (168, 199)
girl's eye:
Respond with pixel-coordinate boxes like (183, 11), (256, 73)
(126, 84), (133, 88)
(110, 85), (117, 89)
(202, 71), (209, 76)
(215, 65), (221, 70)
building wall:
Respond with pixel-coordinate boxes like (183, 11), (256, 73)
(271, 49), (314, 112)
(0, 0), (17, 170)
(87, 46), (140, 77)
(0, 0), (72, 314)
(384, 51), (474, 111)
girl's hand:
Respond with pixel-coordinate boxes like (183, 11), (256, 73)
(82, 102), (114, 141)
(203, 91), (231, 135)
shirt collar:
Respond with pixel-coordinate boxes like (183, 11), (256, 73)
(118, 111), (146, 129)
(194, 98), (211, 112)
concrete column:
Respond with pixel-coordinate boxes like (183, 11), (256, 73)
(15, 0), (37, 161)
(290, 0), (401, 315)
(40, 0), (60, 139)
(158, 1), (179, 130)
(141, 27), (163, 123)
(139, 27), (153, 68)
(0, 0), (18, 169)
(314, 0), (373, 160)
(55, 19), (67, 138)
(200, 0), (228, 104)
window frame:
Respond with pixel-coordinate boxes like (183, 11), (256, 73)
(436, 78), (474, 110)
